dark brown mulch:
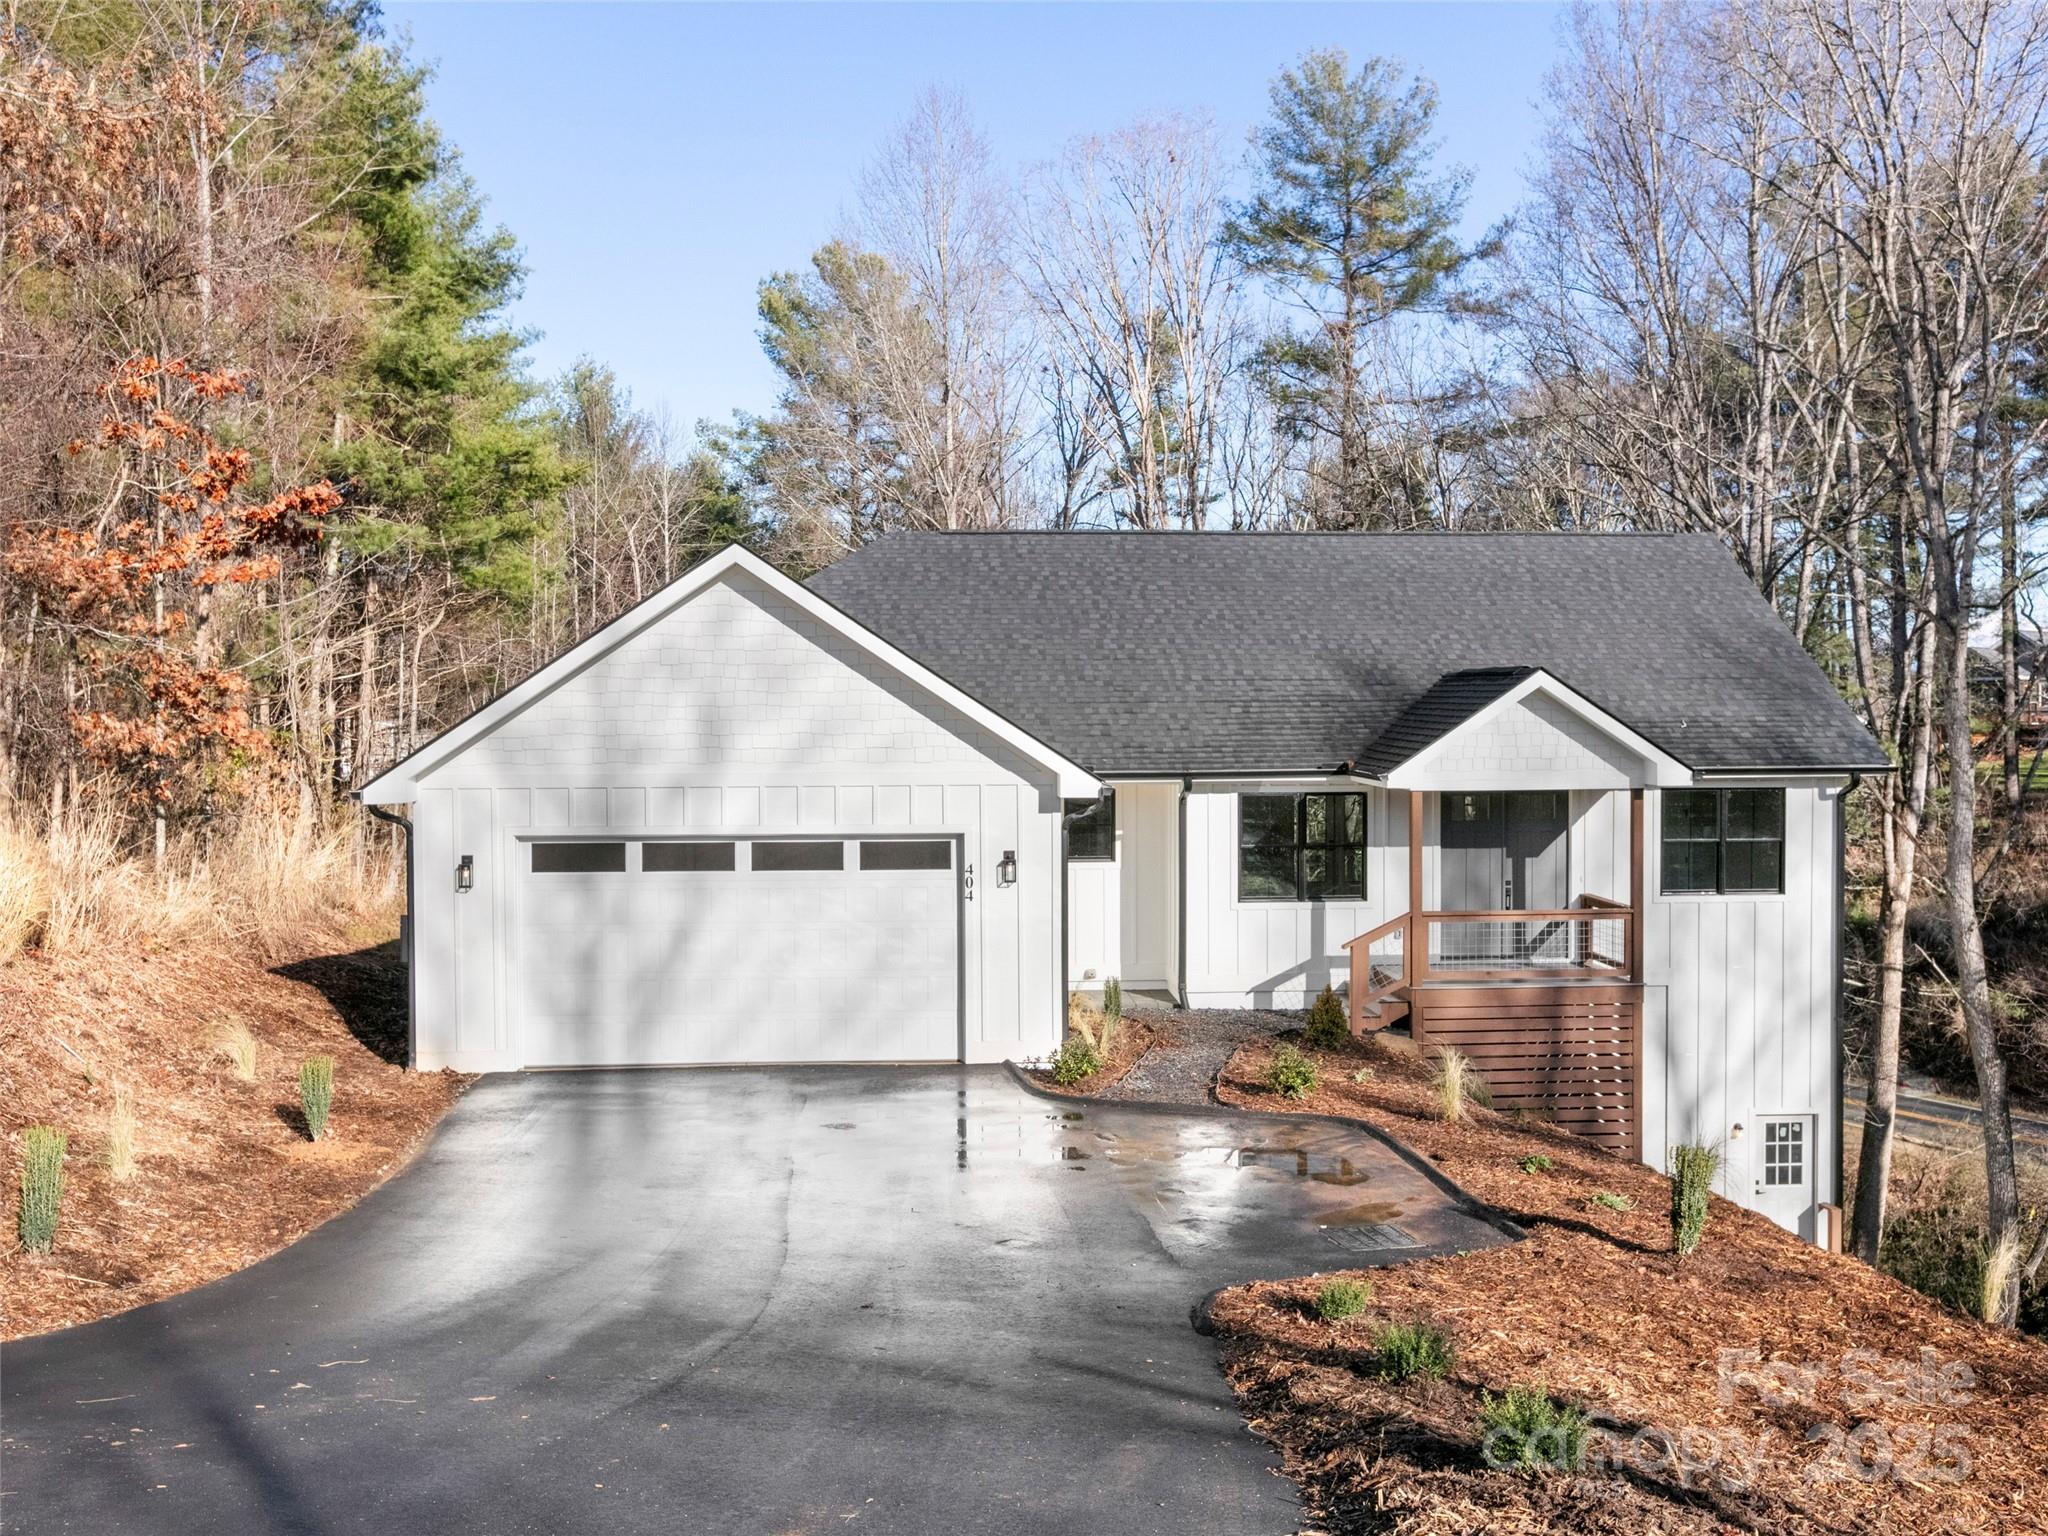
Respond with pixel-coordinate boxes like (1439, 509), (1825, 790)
(1, 931), (466, 1340)
(1026, 1014), (1162, 1097)
(1207, 1032), (2048, 1534)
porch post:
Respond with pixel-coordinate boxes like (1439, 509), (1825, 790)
(1628, 788), (1645, 982)
(1407, 788), (1426, 998)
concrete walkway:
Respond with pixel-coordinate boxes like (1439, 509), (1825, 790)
(1, 1066), (1505, 1536)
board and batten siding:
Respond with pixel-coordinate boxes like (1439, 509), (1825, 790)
(1184, 782), (1410, 1009)
(1640, 784), (1843, 1209)
(408, 569), (1065, 1072)
(1064, 780), (1180, 992)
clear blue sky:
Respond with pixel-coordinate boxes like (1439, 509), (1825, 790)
(384, 1), (1567, 432)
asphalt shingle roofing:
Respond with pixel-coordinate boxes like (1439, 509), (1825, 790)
(804, 531), (1891, 777)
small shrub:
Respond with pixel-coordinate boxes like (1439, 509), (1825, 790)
(1102, 977), (1122, 1022)
(1479, 1384), (1590, 1472)
(1669, 1141), (1720, 1256)
(1315, 1278), (1373, 1321)
(1350, 1066), (1375, 1084)
(1432, 1046), (1484, 1122)
(1303, 985), (1349, 1049)
(215, 1020), (259, 1083)
(18, 1126), (66, 1254)
(299, 1056), (335, 1141)
(1589, 1191), (1633, 1212)
(1372, 1319), (1455, 1381)
(105, 1083), (138, 1182)
(1051, 1034), (1103, 1085)
(1264, 1042), (1319, 1100)
(1518, 1153), (1555, 1175)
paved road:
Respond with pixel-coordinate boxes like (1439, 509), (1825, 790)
(1844, 1080), (2048, 1161)
(1, 1066), (1504, 1536)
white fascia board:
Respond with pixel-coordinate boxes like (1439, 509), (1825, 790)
(356, 544), (1101, 803)
(1383, 669), (1694, 789)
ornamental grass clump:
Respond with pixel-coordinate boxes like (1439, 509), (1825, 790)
(1102, 977), (1122, 1022)
(299, 1056), (335, 1141)
(215, 1020), (259, 1082)
(105, 1083), (138, 1182)
(18, 1126), (66, 1254)
(1303, 985), (1349, 1049)
(1432, 1046), (1488, 1121)
(1315, 1278), (1372, 1321)
(1670, 1141), (1719, 1255)
(1479, 1385), (1590, 1472)
(1264, 1043), (1319, 1100)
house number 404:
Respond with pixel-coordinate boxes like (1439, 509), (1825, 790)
(964, 863), (974, 902)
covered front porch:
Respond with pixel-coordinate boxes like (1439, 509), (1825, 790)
(1345, 785), (1647, 1157)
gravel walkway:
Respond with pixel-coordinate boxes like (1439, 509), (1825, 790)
(1101, 1008), (1298, 1105)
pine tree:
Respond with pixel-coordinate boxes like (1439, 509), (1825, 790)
(1226, 49), (1471, 526)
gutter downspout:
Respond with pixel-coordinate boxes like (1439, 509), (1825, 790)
(362, 800), (416, 1071)
(1176, 777), (1191, 1007)
(1058, 801), (1070, 1042)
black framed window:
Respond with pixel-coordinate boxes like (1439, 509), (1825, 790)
(750, 841), (845, 872)
(1660, 788), (1784, 894)
(531, 842), (626, 873)
(642, 841), (736, 872)
(1238, 793), (1366, 902)
(1064, 793), (1116, 862)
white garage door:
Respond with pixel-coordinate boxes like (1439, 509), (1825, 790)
(519, 836), (960, 1066)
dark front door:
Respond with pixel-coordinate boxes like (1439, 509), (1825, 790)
(1436, 792), (1570, 967)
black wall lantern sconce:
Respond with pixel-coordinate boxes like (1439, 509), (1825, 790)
(456, 854), (474, 893)
(997, 849), (1017, 887)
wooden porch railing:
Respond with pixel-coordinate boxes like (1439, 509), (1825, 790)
(1341, 914), (1409, 1031)
(1341, 893), (1636, 1032)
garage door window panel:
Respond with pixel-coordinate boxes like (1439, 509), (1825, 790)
(532, 842), (626, 873)
(859, 840), (952, 871)
(643, 841), (738, 872)
(752, 840), (846, 871)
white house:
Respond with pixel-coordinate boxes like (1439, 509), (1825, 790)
(358, 532), (1889, 1242)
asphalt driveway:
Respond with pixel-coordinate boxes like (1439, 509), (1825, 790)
(1, 1066), (1506, 1535)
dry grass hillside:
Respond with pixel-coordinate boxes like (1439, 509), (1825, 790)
(0, 799), (465, 1340)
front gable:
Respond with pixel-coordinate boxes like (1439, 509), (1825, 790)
(439, 573), (1016, 785)
(357, 545), (1099, 801)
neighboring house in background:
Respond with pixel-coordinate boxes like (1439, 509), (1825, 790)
(358, 533), (1890, 1245)
(1969, 629), (2048, 730)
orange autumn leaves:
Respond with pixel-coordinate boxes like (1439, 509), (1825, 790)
(7, 357), (342, 804)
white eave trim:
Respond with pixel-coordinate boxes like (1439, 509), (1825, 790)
(1382, 669), (1694, 789)
(355, 544), (1102, 803)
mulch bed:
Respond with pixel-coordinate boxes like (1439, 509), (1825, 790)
(1024, 1014), (1163, 1097)
(1208, 1031), (2048, 1535)
(1, 933), (466, 1339)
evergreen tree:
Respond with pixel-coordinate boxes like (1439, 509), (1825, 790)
(1226, 48), (1471, 526)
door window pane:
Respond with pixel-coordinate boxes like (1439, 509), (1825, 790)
(1764, 1120), (1805, 1186)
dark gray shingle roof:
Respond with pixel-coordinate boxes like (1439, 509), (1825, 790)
(804, 532), (1889, 776)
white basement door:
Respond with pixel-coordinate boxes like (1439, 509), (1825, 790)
(519, 836), (960, 1066)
